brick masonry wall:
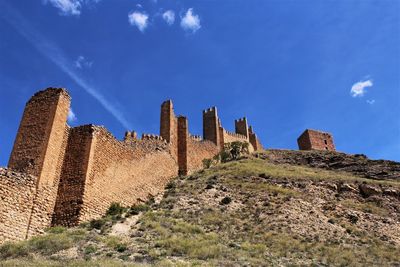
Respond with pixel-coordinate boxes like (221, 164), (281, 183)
(77, 127), (178, 223)
(0, 168), (36, 243)
(297, 129), (335, 151)
(222, 130), (255, 152)
(187, 139), (220, 172)
(5, 88), (70, 239)
(52, 126), (95, 226)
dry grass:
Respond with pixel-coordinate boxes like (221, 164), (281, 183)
(201, 158), (400, 187)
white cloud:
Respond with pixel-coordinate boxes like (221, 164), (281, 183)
(128, 11), (149, 32)
(75, 55), (93, 69)
(2, 2), (132, 129)
(162, 10), (175, 25)
(44, 0), (82, 16)
(350, 79), (373, 97)
(366, 99), (376, 105)
(67, 109), (77, 123)
(43, 0), (101, 16)
(180, 8), (201, 33)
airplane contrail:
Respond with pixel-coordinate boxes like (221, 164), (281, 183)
(0, 0), (132, 130)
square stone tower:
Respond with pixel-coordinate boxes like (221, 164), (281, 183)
(297, 129), (335, 151)
(8, 88), (71, 186)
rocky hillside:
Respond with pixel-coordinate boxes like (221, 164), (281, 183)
(1, 150), (399, 266)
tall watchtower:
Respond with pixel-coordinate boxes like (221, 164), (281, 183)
(203, 107), (221, 149)
(8, 88), (70, 187)
(235, 117), (249, 139)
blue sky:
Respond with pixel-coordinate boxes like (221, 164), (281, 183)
(0, 0), (399, 165)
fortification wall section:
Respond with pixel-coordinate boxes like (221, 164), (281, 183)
(249, 133), (263, 151)
(77, 127), (178, 223)
(187, 139), (220, 172)
(0, 169), (36, 243)
(52, 126), (94, 226)
(223, 130), (255, 152)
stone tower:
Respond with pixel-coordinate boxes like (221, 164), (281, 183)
(8, 88), (70, 187)
(297, 129), (335, 151)
(235, 117), (249, 139)
(203, 107), (221, 149)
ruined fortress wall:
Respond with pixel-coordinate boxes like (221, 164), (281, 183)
(52, 126), (95, 226)
(0, 169), (36, 243)
(0, 88), (264, 242)
(5, 88), (70, 238)
(187, 139), (220, 172)
(249, 133), (262, 151)
(298, 129), (335, 151)
(77, 128), (178, 223)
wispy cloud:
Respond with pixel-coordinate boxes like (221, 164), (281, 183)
(350, 79), (373, 97)
(162, 10), (175, 25)
(67, 108), (77, 123)
(128, 11), (149, 32)
(43, 0), (101, 16)
(366, 99), (376, 105)
(75, 55), (93, 69)
(1, 1), (132, 129)
(43, 0), (82, 16)
(180, 8), (201, 33)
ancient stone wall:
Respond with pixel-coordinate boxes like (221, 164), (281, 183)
(249, 126), (263, 151)
(0, 168), (36, 243)
(187, 139), (220, 172)
(5, 88), (70, 239)
(297, 129), (335, 151)
(76, 127), (178, 223)
(52, 126), (94, 226)
(0, 88), (264, 242)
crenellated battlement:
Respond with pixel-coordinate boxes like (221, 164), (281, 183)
(223, 129), (247, 140)
(202, 106), (217, 114)
(124, 131), (138, 141)
(189, 134), (202, 141)
(141, 133), (165, 141)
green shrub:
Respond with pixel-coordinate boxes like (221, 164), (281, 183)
(217, 142), (250, 163)
(129, 204), (150, 215)
(89, 218), (107, 230)
(84, 245), (97, 255)
(106, 202), (125, 216)
(115, 243), (128, 253)
(202, 158), (213, 169)
(220, 196), (232, 205)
